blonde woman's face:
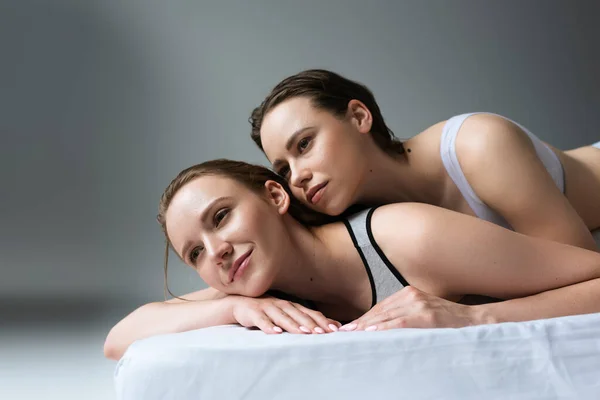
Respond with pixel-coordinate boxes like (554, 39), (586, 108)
(165, 176), (287, 297)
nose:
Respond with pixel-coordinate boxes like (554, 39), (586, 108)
(290, 163), (312, 188)
(204, 235), (233, 265)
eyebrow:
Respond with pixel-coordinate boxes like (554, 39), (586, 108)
(272, 126), (315, 170)
(179, 196), (231, 259)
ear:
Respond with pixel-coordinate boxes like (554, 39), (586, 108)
(347, 99), (373, 134)
(264, 180), (291, 215)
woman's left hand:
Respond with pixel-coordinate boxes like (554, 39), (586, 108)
(340, 286), (489, 331)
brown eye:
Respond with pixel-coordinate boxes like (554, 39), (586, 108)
(214, 208), (229, 226)
(190, 246), (203, 263)
(297, 137), (311, 152)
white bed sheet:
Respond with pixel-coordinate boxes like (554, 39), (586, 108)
(114, 312), (600, 400)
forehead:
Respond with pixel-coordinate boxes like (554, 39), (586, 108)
(261, 97), (326, 159)
(165, 176), (248, 240)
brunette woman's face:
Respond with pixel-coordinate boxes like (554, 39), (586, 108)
(260, 97), (372, 216)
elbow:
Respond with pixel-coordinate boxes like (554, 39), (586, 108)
(103, 343), (120, 361)
(102, 302), (162, 361)
(103, 327), (125, 361)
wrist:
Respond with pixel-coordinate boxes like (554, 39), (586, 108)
(470, 304), (500, 326)
(223, 295), (246, 325)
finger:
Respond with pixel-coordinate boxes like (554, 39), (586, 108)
(340, 310), (377, 331)
(340, 302), (387, 331)
(326, 319), (342, 332)
(292, 304), (339, 333)
(355, 307), (408, 331)
(263, 305), (308, 334)
(340, 315), (363, 331)
(375, 288), (417, 313)
(341, 288), (419, 331)
(364, 315), (421, 331)
(250, 312), (284, 334)
(279, 303), (327, 333)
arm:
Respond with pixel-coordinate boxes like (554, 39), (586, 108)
(342, 204), (600, 332)
(475, 278), (600, 324)
(104, 288), (341, 360)
(455, 114), (597, 250)
(373, 203), (600, 301)
(342, 280), (600, 331)
(103, 288), (234, 360)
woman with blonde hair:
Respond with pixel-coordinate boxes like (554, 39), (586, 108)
(104, 159), (600, 361)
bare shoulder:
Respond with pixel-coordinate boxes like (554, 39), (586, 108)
(368, 203), (443, 251)
(404, 119), (448, 175)
(407, 119), (447, 150)
(454, 114), (534, 169)
(366, 203), (460, 296)
(370, 202), (439, 224)
(413, 113), (527, 156)
(368, 202), (489, 254)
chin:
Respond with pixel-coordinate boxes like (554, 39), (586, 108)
(322, 198), (350, 217)
(317, 186), (352, 216)
(242, 273), (272, 298)
(244, 285), (269, 298)
(324, 205), (345, 216)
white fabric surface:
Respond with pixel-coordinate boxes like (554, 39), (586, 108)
(115, 312), (600, 400)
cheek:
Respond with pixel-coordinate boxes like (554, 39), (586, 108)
(256, 216), (281, 245)
(290, 185), (305, 201)
(253, 213), (288, 257)
(195, 268), (222, 290)
(232, 204), (281, 246)
(221, 210), (258, 240)
(236, 210), (264, 237)
(314, 133), (353, 168)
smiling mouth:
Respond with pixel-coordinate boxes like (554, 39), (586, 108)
(307, 182), (328, 205)
(229, 249), (253, 283)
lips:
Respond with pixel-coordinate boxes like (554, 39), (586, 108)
(228, 249), (252, 283)
(306, 182), (328, 205)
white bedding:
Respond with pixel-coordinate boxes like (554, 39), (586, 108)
(114, 312), (600, 400)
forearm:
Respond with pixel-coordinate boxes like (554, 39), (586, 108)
(104, 297), (237, 360)
(473, 278), (600, 324)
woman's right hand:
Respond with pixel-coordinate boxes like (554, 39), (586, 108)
(230, 296), (341, 334)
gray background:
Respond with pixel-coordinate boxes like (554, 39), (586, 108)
(1, 1), (598, 399)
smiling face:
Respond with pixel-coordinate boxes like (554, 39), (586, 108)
(260, 97), (372, 216)
(165, 175), (290, 297)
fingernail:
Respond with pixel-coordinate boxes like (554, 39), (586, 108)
(340, 323), (357, 331)
(273, 326), (283, 333)
(299, 326), (311, 333)
(365, 325), (377, 332)
(328, 324), (339, 332)
(314, 327), (324, 334)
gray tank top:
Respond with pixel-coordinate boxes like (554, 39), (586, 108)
(343, 207), (409, 308)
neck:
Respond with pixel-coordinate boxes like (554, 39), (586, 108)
(355, 140), (444, 207)
(270, 217), (362, 305)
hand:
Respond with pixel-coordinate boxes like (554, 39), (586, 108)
(340, 286), (484, 331)
(231, 296), (341, 334)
